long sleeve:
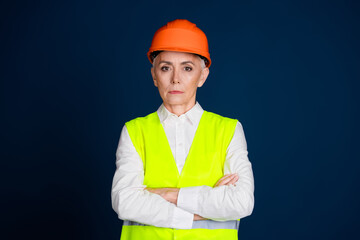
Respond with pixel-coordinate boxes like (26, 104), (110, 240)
(177, 121), (255, 221)
(111, 125), (194, 229)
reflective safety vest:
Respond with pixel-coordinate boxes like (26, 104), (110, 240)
(121, 110), (239, 240)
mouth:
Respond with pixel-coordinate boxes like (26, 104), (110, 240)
(169, 91), (184, 94)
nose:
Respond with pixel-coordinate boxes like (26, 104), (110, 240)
(171, 68), (180, 84)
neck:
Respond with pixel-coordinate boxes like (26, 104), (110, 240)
(163, 100), (196, 116)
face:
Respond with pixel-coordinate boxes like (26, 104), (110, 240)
(151, 51), (209, 110)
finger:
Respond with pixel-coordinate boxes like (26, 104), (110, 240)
(227, 175), (239, 186)
(222, 174), (238, 186)
(214, 174), (232, 187)
(215, 174), (235, 186)
(215, 174), (237, 187)
(217, 174), (230, 181)
(217, 173), (239, 186)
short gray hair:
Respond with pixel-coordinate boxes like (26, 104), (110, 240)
(153, 54), (206, 69)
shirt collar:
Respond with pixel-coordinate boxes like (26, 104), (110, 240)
(157, 101), (204, 125)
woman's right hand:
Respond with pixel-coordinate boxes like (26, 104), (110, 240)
(214, 173), (239, 187)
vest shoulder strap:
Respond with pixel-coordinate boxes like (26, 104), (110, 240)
(125, 112), (158, 163)
(202, 111), (238, 152)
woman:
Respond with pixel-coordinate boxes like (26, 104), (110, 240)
(111, 19), (254, 240)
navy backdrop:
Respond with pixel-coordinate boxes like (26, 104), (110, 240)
(1, 0), (359, 239)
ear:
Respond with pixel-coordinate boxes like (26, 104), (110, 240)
(197, 67), (209, 87)
(151, 67), (158, 87)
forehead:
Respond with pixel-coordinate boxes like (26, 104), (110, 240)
(156, 51), (200, 63)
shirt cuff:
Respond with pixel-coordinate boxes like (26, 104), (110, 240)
(177, 186), (202, 214)
(171, 206), (194, 229)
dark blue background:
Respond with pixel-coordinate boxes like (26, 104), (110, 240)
(1, 0), (359, 239)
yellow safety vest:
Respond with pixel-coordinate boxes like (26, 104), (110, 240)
(121, 110), (239, 240)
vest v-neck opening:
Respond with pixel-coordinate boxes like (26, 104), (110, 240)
(156, 111), (207, 178)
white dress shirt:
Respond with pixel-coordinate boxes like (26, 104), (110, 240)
(111, 101), (254, 229)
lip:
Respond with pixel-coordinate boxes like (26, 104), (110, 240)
(169, 91), (184, 94)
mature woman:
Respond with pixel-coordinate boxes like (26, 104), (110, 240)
(111, 19), (254, 240)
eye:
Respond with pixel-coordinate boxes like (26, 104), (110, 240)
(161, 66), (170, 71)
(184, 66), (192, 71)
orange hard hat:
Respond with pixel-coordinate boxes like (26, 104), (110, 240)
(147, 19), (212, 67)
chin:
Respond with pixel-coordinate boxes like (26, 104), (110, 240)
(165, 99), (186, 105)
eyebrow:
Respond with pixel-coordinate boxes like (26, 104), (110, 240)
(158, 61), (172, 65)
(181, 61), (195, 66)
(158, 61), (195, 65)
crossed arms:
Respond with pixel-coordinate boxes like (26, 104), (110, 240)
(111, 122), (254, 229)
(145, 173), (241, 221)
